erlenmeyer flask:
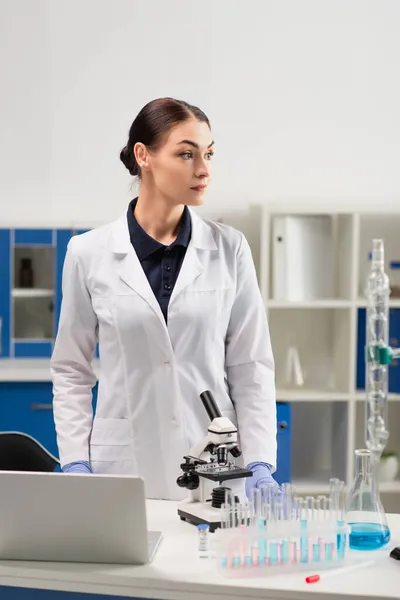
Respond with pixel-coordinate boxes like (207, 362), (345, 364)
(346, 449), (390, 550)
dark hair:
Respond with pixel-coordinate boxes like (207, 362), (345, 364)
(120, 97), (210, 177)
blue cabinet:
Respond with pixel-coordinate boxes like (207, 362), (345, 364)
(0, 228), (73, 359)
(0, 382), (58, 457)
(0, 382), (98, 461)
(356, 308), (400, 393)
(275, 402), (291, 485)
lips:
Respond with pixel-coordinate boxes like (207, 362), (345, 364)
(190, 185), (207, 191)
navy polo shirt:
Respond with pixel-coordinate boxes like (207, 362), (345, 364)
(127, 198), (191, 322)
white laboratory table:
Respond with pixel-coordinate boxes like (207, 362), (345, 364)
(0, 500), (399, 600)
(1, 359), (400, 599)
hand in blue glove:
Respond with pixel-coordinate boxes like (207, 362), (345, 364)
(62, 461), (92, 474)
(245, 462), (281, 499)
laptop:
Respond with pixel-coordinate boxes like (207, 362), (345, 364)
(0, 471), (162, 564)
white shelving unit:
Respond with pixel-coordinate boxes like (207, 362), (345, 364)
(252, 204), (400, 511)
(12, 289), (54, 299)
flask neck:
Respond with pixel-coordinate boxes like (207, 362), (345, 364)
(355, 449), (380, 491)
(371, 239), (384, 269)
(356, 451), (373, 479)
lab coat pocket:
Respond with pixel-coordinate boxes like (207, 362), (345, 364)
(89, 417), (132, 461)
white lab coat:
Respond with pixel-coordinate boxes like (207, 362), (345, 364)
(51, 209), (277, 500)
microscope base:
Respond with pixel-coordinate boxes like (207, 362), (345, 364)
(177, 499), (222, 532)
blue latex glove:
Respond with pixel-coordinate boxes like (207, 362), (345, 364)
(62, 461), (92, 474)
(245, 462), (281, 499)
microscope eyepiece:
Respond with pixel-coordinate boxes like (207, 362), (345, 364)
(200, 390), (222, 421)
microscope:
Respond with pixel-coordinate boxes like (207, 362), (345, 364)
(176, 390), (252, 531)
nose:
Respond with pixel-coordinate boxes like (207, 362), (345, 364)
(195, 158), (211, 180)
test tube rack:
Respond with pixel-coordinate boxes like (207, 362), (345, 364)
(216, 480), (350, 577)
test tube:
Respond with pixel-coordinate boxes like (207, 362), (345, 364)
(281, 483), (293, 520)
(221, 503), (229, 529)
(336, 481), (346, 560)
(286, 496), (298, 564)
(329, 478), (341, 521)
(322, 497), (333, 561)
(299, 498), (308, 563)
(323, 497), (332, 520)
(315, 496), (321, 521)
(236, 503), (243, 528)
(338, 481), (346, 521)
(306, 496), (315, 521)
(258, 484), (270, 527)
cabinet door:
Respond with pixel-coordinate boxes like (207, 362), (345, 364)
(275, 402), (291, 485)
(0, 230), (11, 357)
(12, 228), (55, 358)
(0, 382), (58, 457)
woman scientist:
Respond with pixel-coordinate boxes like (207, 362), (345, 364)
(51, 97), (279, 501)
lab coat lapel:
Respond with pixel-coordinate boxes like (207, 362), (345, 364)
(108, 215), (166, 327)
(170, 209), (217, 301)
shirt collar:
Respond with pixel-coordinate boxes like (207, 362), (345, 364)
(127, 198), (191, 262)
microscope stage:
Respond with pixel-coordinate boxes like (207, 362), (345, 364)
(197, 465), (252, 482)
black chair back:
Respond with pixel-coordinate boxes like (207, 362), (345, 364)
(0, 432), (59, 472)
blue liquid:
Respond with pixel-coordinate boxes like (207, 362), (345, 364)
(312, 543), (320, 562)
(300, 520), (308, 563)
(270, 542), (278, 564)
(325, 542), (334, 561)
(281, 540), (289, 564)
(349, 523), (390, 550)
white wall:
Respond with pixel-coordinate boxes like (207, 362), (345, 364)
(1, 0), (400, 226)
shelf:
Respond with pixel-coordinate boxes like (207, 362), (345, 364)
(12, 289), (54, 299)
(354, 392), (400, 402)
(267, 299), (352, 309)
(356, 298), (400, 308)
(277, 388), (349, 402)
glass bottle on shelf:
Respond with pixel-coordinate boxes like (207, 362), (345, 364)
(19, 258), (34, 288)
(346, 449), (390, 550)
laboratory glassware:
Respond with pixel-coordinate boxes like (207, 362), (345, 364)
(346, 449), (390, 550)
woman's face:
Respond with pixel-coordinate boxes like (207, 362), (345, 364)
(143, 119), (214, 206)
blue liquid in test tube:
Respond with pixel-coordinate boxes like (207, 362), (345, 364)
(337, 522), (346, 559)
(269, 542), (278, 565)
(281, 540), (289, 564)
(325, 542), (334, 561)
(312, 542), (320, 562)
(299, 499), (309, 563)
(300, 522), (308, 563)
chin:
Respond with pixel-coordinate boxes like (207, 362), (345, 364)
(184, 192), (206, 207)
(185, 198), (205, 207)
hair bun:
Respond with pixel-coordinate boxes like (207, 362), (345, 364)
(120, 145), (138, 177)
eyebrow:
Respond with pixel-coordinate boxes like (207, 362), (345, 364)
(177, 140), (215, 149)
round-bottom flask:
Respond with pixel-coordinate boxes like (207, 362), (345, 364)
(346, 449), (390, 550)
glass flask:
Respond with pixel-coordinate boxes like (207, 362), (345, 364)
(346, 449), (390, 550)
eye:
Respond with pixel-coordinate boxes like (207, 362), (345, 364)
(179, 151), (193, 159)
(205, 151), (214, 160)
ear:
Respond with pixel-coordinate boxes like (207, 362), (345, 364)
(133, 143), (151, 172)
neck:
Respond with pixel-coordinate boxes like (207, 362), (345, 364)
(135, 187), (185, 245)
